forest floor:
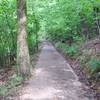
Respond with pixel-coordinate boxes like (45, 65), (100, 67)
(12, 42), (96, 100)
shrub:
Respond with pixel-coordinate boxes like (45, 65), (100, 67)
(56, 42), (79, 57)
(66, 45), (79, 57)
(88, 58), (100, 74)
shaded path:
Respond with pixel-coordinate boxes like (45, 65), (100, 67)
(17, 42), (95, 100)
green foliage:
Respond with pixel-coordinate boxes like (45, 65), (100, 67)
(27, 1), (40, 54)
(66, 46), (79, 57)
(0, 0), (40, 67)
(46, 0), (81, 42)
(0, 0), (40, 95)
(0, 0), (17, 56)
(7, 75), (23, 88)
(0, 75), (23, 96)
(56, 42), (79, 57)
(88, 58), (100, 74)
(35, 0), (100, 42)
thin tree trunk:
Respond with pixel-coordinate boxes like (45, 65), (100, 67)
(17, 0), (31, 77)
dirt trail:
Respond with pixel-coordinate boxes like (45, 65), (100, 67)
(15, 42), (95, 100)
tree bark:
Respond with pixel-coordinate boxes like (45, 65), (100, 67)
(17, 0), (31, 77)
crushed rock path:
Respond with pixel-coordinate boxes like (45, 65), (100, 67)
(16, 42), (95, 100)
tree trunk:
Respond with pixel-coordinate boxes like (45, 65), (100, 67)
(17, 0), (31, 77)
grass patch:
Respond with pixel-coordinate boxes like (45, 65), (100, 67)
(0, 75), (23, 96)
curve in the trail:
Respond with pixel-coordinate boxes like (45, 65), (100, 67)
(18, 42), (95, 100)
